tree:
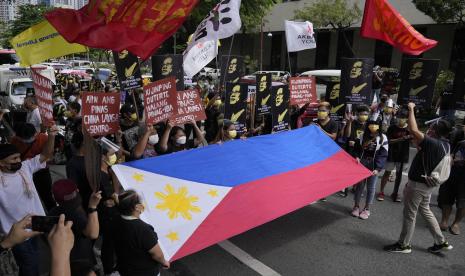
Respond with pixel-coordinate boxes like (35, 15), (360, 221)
(413, 0), (465, 25)
(294, 0), (362, 57)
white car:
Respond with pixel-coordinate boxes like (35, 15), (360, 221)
(299, 70), (341, 100)
(198, 67), (220, 80)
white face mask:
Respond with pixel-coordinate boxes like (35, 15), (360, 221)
(176, 136), (187, 145)
(148, 134), (159, 145)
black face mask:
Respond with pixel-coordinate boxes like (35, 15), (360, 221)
(9, 162), (22, 172)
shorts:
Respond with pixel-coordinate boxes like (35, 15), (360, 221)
(384, 162), (409, 172)
(438, 167), (465, 209)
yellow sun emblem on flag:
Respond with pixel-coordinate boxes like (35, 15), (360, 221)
(155, 184), (201, 220)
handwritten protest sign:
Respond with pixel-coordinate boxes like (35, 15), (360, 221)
(173, 89), (206, 125)
(82, 93), (120, 136)
(144, 77), (177, 125)
(31, 69), (54, 127)
(289, 76), (317, 105)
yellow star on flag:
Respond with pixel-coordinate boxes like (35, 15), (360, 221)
(166, 231), (179, 242)
(132, 173), (144, 182)
(207, 189), (219, 198)
(155, 184), (201, 220)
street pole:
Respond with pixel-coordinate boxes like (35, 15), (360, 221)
(260, 18), (264, 71)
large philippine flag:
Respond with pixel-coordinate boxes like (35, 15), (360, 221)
(112, 126), (371, 261)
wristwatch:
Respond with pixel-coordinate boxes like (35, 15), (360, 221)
(87, 207), (98, 214)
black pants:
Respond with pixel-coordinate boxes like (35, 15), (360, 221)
(391, 162), (405, 197)
(99, 205), (119, 274)
(33, 168), (56, 211)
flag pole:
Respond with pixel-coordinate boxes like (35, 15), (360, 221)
(287, 49), (292, 76)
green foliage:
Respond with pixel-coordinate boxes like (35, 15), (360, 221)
(294, 0), (362, 29)
(433, 70), (455, 103)
(413, 0), (465, 25)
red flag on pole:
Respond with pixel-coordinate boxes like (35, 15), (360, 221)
(360, 0), (437, 56)
(45, 0), (199, 60)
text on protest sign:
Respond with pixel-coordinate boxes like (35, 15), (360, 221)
(82, 93), (120, 136)
(174, 89), (207, 125)
(289, 76), (317, 105)
(31, 69), (54, 127)
(144, 77), (177, 125)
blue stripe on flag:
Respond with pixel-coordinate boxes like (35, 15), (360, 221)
(124, 125), (341, 187)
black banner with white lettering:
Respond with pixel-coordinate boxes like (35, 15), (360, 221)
(255, 73), (272, 115)
(224, 83), (247, 133)
(221, 56), (244, 85)
(398, 58), (440, 109)
(271, 85), (290, 133)
(340, 58), (374, 105)
(325, 81), (345, 122)
(454, 60), (465, 111)
(113, 50), (142, 91)
(152, 54), (184, 91)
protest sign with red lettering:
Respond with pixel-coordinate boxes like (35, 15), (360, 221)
(144, 77), (177, 125)
(31, 70), (54, 127)
(82, 92), (120, 136)
(289, 77), (317, 105)
(174, 89), (206, 125)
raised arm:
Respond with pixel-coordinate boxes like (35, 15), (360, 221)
(82, 191), (102, 240)
(158, 121), (173, 153)
(133, 125), (154, 159)
(407, 102), (424, 144)
(40, 125), (58, 163)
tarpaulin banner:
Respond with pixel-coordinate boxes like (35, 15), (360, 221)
(152, 54), (184, 91)
(11, 20), (86, 67)
(31, 70), (54, 127)
(340, 58), (374, 105)
(255, 73), (272, 115)
(289, 76), (317, 105)
(183, 40), (218, 78)
(271, 85), (290, 133)
(454, 60), (465, 111)
(144, 77), (177, 125)
(325, 80), (345, 122)
(224, 83), (247, 133)
(82, 92), (120, 136)
(361, 0), (438, 56)
(46, 0), (199, 59)
(113, 50), (142, 91)
(398, 58), (440, 109)
(221, 56), (244, 84)
(173, 89), (207, 125)
(285, 20), (316, 52)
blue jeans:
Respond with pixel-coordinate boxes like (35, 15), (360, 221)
(12, 237), (39, 276)
(354, 175), (378, 207)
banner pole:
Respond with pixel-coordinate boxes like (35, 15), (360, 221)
(287, 50), (292, 76)
(222, 35), (236, 92)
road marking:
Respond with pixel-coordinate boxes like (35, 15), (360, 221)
(218, 240), (281, 276)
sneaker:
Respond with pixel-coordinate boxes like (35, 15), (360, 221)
(394, 196), (402, 202)
(384, 242), (412, 253)
(377, 192), (385, 201)
(359, 209), (370, 220)
(351, 207), (360, 217)
(428, 242), (453, 253)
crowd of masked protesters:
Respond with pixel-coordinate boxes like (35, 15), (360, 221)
(0, 68), (464, 276)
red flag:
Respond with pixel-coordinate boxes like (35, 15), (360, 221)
(45, 0), (199, 60)
(360, 0), (437, 56)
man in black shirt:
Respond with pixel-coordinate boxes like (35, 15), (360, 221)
(314, 102), (338, 141)
(384, 102), (453, 254)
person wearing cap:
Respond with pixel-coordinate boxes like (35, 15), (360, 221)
(49, 179), (102, 275)
(351, 114), (388, 220)
(0, 125), (57, 276)
(384, 102), (453, 254)
(23, 96), (42, 133)
(313, 102), (338, 141)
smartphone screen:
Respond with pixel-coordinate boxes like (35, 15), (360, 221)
(31, 216), (59, 233)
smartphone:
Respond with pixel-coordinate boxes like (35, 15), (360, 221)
(31, 216), (59, 233)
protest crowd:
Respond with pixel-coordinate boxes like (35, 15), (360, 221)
(1, 0), (465, 276)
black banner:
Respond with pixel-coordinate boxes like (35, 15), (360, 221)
(255, 73), (272, 115)
(340, 58), (374, 105)
(113, 50), (142, 91)
(221, 56), (244, 85)
(79, 80), (90, 91)
(454, 60), (465, 111)
(398, 58), (440, 109)
(152, 54), (184, 91)
(325, 81), (345, 122)
(224, 83), (247, 133)
(271, 85), (290, 133)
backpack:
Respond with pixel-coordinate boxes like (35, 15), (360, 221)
(422, 142), (451, 187)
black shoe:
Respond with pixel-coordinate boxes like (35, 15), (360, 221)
(383, 242), (412, 253)
(428, 242), (453, 253)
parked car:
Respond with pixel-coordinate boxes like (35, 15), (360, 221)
(299, 70), (341, 100)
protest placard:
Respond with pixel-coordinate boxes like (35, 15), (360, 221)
(255, 73), (272, 115)
(271, 85), (290, 133)
(173, 89), (206, 125)
(82, 92), (120, 136)
(454, 60), (465, 111)
(289, 76), (316, 105)
(325, 81), (345, 122)
(340, 58), (374, 105)
(144, 77), (177, 125)
(221, 56), (244, 84)
(224, 83), (247, 133)
(31, 69), (54, 127)
(113, 50), (142, 91)
(152, 54), (184, 91)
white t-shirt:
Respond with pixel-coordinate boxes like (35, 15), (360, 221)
(0, 155), (46, 234)
(27, 107), (42, 132)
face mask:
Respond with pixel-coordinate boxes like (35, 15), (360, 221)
(148, 134), (159, 145)
(398, 118), (407, 126)
(368, 125), (379, 133)
(384, 107), (393, 114)
(9, 162), (22, 172)
(130, 113), (138, 121)
(228, 130), (237, 139)
(358, 115), (368, 122)
(213, 100), (222, 108)
(107, 154), (117, 166)
(317, 111), (329, 120)
(64, 111), (72, 118)
(68, 95), (76, 102)
(176, 136), (187, 145)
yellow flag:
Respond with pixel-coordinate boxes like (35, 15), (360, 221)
(10, 20), (87, 67)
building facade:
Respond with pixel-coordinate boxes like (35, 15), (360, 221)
(0, 0), (38, 22)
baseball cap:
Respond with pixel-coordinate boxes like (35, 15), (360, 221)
(52, 179), (78, 204)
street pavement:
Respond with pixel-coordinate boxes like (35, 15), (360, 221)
(46, 148), (465, 276)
